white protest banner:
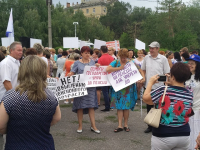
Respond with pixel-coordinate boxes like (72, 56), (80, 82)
(83, 66), (111, 87)
(47, 78), (57, 96)
(63, 37), (78, 48)
(135, 39), (145, 50)
(56, 74), (88, 101)
(1, 37), (14, 47)
(107, 61), (143, 92)
(106, 40), (120, 51)
(94, 39), (106, 49)
(30, 38), (42, 48)
(80, 41), (86, 49)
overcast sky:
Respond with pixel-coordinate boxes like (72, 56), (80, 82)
(53, 0), (191, 10)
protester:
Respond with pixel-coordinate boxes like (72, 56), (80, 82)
(180, 47), (189, 56)
(25, 48), (37, 56)
(44, 49), (53, 77)
(33, 43), (48, 66)
(0, 55), (61, 150)
(159, 51), (165, 55)
(142, 49), (147, 57)
(56, 51), (67, 78)
(74, 49), (81, 55)
(92, 49), (100, 63)
(50, 48), (57, 62)
(108, 47), (117, 60)
(185, 54), (200, 150)
(141, 41), (170, 133)
(0, 46), (7, 57)
(98, 46), (114, 112)
(0, 51), (5, 62)
(181, 52), (190, 63)
(134, 50), (145, 100)
(165, 51), (174, 68)
(174, 52), (181, 62)
(128, 49), (135, 60)
(0, 42), (22, 149)
(67, 49), (73, 58)
(68, 46), (100, 134)
(143, 62), (192, 150)
(57, 48), (63, 58)
(106, 48), (145, 132)
(63, 53), (77, 104)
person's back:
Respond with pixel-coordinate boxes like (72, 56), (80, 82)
(57, 57), (66, 70)
(3, 89), (57, 150)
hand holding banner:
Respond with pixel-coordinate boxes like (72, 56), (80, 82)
(107, 61), (143, 92)
(84, 66), (111, 87)
(56, 74), (88, 101)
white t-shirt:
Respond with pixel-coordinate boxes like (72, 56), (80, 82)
(134, 58), (144, 68)
(0, 55), (20, 101)
(41, 57), (48, 66)
(185, 74), (200, 110)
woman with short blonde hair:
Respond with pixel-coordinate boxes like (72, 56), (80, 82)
(0, 55), (61, 149)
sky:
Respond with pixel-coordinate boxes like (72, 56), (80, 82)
(53, 0), (191, 10)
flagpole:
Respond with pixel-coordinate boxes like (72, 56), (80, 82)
(48, 0), (52, 48)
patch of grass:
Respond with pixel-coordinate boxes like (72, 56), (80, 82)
(105, 115), (118, 123)
(131, 140), (142, 145)
(77, 136), (106, 142)
(142, 105), (147, 109)
(60, 104), (73, 108)
(55, 132), (66, 136)
(71, 120), (89, 124)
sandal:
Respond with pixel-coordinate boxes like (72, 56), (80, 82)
(124, 127), (130, 132)
(114, 128), (123, 133)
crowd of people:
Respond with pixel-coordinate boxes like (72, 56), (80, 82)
(0, 41), (200, 149)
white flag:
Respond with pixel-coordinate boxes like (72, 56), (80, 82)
(6, 8), (14, 37)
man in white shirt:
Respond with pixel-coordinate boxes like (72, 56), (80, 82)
(0, 42), (22, 101)
(0, 41), (22, 149)
(141, 41), (170, 133)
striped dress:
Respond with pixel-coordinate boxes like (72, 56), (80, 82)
(71, 60), (98, 114)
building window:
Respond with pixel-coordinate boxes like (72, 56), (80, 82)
(104, 8), (106, 13)
(93, 8), (95, 13)
(86, 9), (89, 13)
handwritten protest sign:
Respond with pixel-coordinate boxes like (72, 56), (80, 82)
(47, 78), (57, 96)
(84, 66), (111, 87)
(107, 61), (143, 92)
(56, 74), (88, 101)
(106, 40), (120, 51)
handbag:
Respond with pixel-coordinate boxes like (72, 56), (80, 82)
(144, 85), (168, 128)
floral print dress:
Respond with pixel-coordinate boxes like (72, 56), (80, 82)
(109, 60), (138, 110)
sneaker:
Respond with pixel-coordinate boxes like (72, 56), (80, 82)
(144, 128), (152, 133)
(101, 109), (110, 112)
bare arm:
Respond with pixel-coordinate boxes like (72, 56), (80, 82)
(0, 102), (9, 134)
(51, 105), (61, 126)
(3, 80), (12, 91)
(143, 75), (159, 105)
(63, 63), (66, 71)
(138, 69), (145, 83)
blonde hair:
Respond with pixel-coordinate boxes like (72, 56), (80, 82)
(58, 48), (63, 53)
(108, 47), (114, 51)
(50, 48), (56, 53)
(118, 48), (129, 58)
(33, 43), (44, 55)
(16, 55), (47, 102)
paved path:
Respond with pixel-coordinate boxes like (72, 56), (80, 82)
(0, 100), (152, 150)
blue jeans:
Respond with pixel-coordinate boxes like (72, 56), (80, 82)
(101, 86), (110, 110)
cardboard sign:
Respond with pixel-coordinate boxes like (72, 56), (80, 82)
(107, 61), (143, 92)
(1, 37), (14, 47)
(56, 74), (88, 100)
(106, 40), (120, 51)
(94, 39), (106, 49)
(84, 66), (111, 87)
(63, 37), (79, 48)
(30, 38), (42, 48)
(47, 78), (57, 96)
(135, 39), (145, 50)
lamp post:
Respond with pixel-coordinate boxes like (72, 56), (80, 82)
(73, 22), (78, 37)
(47, 0), (52, 48)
